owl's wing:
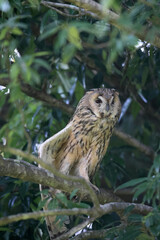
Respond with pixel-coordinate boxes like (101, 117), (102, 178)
(39, 122), (72, 164)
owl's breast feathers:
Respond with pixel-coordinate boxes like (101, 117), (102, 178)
(70, 108), (116, 177)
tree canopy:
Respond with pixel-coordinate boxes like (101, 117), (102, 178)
(0, 0), (160, 239)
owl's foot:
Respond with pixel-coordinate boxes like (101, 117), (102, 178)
(89, 182), (100, 193)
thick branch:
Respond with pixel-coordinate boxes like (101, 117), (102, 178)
(20, 82), (74, 115)
(63, 0), (119, 21)
(62, 0), (160, 48)
(101, 202), (152, 216)
(0, 147), (100, 208)
(0, 156), (121, 204)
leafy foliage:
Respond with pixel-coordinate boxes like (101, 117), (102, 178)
(0, 0), (160, 239)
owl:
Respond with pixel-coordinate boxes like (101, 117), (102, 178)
(39, 88), (121, 238)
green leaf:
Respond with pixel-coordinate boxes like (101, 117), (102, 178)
(62, 44), (76, 63)
(48, 198), (59, 210)
(38, 189), (49, 196)
(0, 27), (8, 40)
(75, 81), (85, 102)
(40, 9), (58, 34)
(133, 182), (148, 201)
(116, 177), (147, 191)
(0, 227), (12, 232)
(34, 58), (51, 71)
(67, 26), (82, 50)
(28, 0), (39, 8)
(0, 88), (7, 108)
(131, 101), (141, 118)
(39, 24), (60, 41)
(70, 189), (79, 200)
(12, 27), (23, 35)
(34, 51), (51, 57)
(38, 198), (50, 210)
(136, 233), (154, 240)
(10, 63), (20, 81)
(55, 29), (67, 50)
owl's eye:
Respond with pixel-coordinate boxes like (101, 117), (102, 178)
(95, 98), (102, 104)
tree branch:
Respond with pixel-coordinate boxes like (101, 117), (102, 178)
(0, 200), (152, 227)
(64, 0), (119, 21)
(0, 78), (74, 115)
(0, 153), (121, 205)
(114, 129), (155, 160)
(54, 217), (96, 240)
(20, 82), (74, 115)
(100, 202), (152, 216)
(74, 229), (110, 240)
(41, 1), (98, 18)
(0, 208), (93, 227)
(0, 148), (100, 208)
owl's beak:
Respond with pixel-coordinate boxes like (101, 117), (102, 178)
(106, 103), (110, 112)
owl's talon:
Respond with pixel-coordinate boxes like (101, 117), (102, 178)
(89, 182), (100, 193)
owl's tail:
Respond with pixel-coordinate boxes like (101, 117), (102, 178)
(39, 185), (69, 240)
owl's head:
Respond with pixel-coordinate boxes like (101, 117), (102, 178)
(77, 88), (121, 122)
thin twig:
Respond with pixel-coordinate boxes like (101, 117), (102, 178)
(0, 208), (93, 226)
(0, 201), (152, 227)
(42, 3), (82, 18)
(54, 217), (96, 240)
(73, 226), (122, 240)
(41, 1), (98, 18)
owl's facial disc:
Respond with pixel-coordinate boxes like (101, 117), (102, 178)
(88, 88), (121, 120)
(94, 94), (114, 117)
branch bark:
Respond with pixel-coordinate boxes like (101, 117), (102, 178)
(114, 129), (155, 160)
(0, 145), (101, 208)
(20, 82), (74, 115)
(0, 156), (121, 204)
(41, 1), (98, 18)
(0, 199), (152, 227)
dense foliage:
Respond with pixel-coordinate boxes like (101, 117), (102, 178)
(0, 0), (160, 239)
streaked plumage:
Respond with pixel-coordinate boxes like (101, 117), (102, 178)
(39, 88), (121, 239)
